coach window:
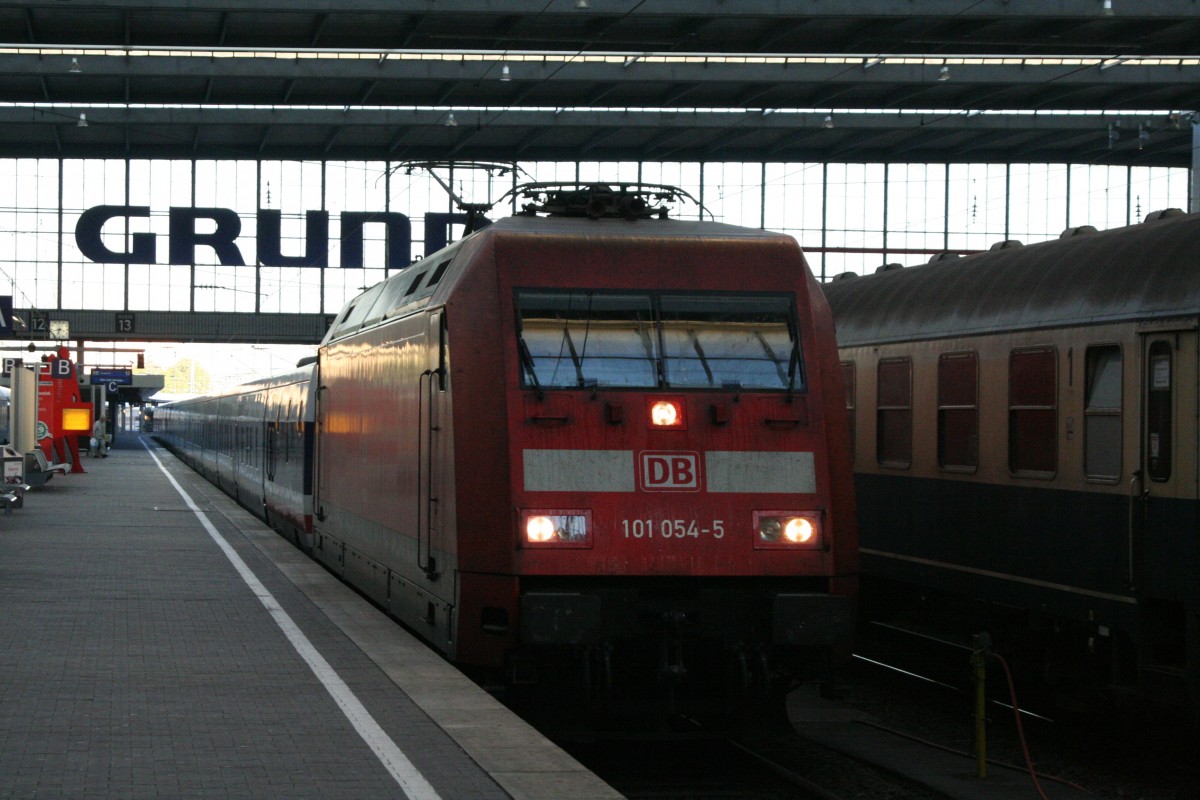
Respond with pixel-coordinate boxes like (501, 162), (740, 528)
(876, 357), (912, 468)
(938, 352), (979, 471)
(1009, 347), (1057, 477)
(1084, 345), (1122, 481)
(841, 361), (856, 463)
(1146, 342), (1172, 482)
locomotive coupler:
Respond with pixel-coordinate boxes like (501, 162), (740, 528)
(654, 609), (694, 683)
(582, 643), (615, 704)
(659, 637), (688, 682)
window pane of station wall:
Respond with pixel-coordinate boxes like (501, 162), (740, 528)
(1007, 164), (1069, 243)
(0, 159), (60, 311)
(822, 163), (887, 280)
(639, 163), (702, 220)
(763, 163), (827, 277)
(1131, 167), (1188, 220)
(946, 163), (1011, 254)
(883, 163), (949, 272)
(701, 163), (763, 231)
(0, 158), (1189, 320)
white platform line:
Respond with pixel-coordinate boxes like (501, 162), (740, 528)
(143, 440), (443, 800)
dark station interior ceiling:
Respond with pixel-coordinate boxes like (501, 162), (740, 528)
(0, 1), (1197, 166)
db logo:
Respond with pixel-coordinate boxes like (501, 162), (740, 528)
(640, 451), (700, 492)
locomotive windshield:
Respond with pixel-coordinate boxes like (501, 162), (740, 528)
(516, 290), (803, 391)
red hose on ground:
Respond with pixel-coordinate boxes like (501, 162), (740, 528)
(993, 653), (1052, 800)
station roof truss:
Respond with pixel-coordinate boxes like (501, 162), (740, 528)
(0, 0), (1195, 167)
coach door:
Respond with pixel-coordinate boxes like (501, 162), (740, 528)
(1135, 326), (1198, 601)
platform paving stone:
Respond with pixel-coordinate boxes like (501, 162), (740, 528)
(0, 431), (560, 799)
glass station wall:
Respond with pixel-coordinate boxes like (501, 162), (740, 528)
(0, 158), (1188, 315)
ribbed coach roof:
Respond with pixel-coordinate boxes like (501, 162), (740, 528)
(822, 212), (1200, 347)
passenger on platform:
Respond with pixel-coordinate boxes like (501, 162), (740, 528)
(91, 417), (108, 458)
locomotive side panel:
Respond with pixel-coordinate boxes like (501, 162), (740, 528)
(440, 236), (529, 668)
(315, 310), (459, 652)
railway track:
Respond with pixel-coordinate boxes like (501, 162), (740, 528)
(531, 617), (1196, 800)
(552, 725), (951, 800)
(842, 625), (1198, 800)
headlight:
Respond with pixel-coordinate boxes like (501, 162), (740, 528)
(647, 397), (686, 429)
(754, 511), (823, 549)
(526, 515), (557, 542)
(651, 401), (680, 426)
(521, 511), (592, 548)
(783, 517), (816, 544)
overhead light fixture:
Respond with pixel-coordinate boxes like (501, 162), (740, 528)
(76, 113), (88, 127)
(1138, 123), (1150, 150)
(500, 63), (512, 82)
(575, 0), (590, 8)
(623, 56), (639, 68)
(1108, 123), (1119, 149)
(69, 57), (81, 74)
(1102, 0), (1114, 15)
(939, 65), (950, 81)
(822, 114), (834, 129)
(445, 112), (457, 127)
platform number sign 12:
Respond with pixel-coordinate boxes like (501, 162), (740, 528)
(29, 311), (47, 335)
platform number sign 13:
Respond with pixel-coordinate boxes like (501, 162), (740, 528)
(116, 313), (135, 334)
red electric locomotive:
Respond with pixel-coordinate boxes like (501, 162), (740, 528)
(168, 184), (858, 722)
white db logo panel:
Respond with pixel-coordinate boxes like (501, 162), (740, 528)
(640, 451), (700, 492)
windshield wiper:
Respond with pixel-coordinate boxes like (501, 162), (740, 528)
(518, 338), (543, 400)
(786, 346), (801, 401)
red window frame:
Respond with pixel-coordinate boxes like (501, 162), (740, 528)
(1008, 347), (1057, 477)
(876, 357), (912, 469)
(937, 352), (979, 471)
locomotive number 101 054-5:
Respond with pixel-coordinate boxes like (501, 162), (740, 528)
(622, 519), (725, 539)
